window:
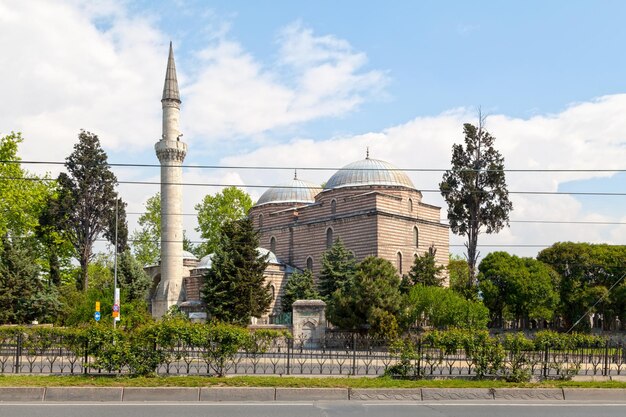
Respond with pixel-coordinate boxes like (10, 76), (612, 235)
(397, 252), (403, 274)
(331, 199), (337, 215)
(306, 257), (313, 271)
(408, 198), (413, 212)
(270, 285), (276, 301)
(270, 236), (276, 253)
(413, 226), (419, 248)
(326, 227), (333, 249)
(258, 213), (264, 228)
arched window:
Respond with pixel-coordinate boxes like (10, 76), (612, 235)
(331, 199), (337, 215)
(408, 198), (413, 212)
(326, 228), (333, 249)
(270, 285), (276, 301)
(397, 252), (403, 274)
(270, 236), (276, 253)
(306, 257), (313, 271)
(413, 226), (419, 248)
(258, 213), (264, 228)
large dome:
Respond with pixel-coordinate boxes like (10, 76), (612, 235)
(324, 158), (415, 190)
(256, 176), (322, 206)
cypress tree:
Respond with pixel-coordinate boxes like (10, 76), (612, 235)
(202, 217), (271, 324)
(281, 269), (319, 313)
(318, 238), (357, 300)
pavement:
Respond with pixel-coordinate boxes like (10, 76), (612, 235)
(0, 387), (626, 402)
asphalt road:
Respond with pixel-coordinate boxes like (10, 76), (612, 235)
(2, 402), (626, 417)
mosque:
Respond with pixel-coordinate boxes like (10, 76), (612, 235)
(149, 44), (450, 322)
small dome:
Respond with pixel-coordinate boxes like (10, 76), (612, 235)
(324, 158), (415, 190)
(257, 247), (281, 264)
(195, 249), (280, 269)
(256, 176), (321, 206)
(183, 250), (198, 260)
(196, 254), (213, 269)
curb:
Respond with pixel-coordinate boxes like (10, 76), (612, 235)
(0, 387), (625, 402)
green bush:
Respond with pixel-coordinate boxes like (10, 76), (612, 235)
(533, 330), (605, 350)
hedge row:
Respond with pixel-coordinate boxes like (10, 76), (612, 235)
(0, 319), (290, 376)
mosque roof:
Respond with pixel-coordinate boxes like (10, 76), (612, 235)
(256, 173), (322, 206)
(195, 248), (282, 270)
(324, 156), (415, 190)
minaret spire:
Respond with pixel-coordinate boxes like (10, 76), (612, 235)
(162, 41), (181, 103)
(153, 42), (188, 318)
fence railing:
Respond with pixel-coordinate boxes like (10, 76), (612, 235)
(1, 332), (624, 378)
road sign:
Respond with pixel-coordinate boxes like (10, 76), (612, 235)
(113, 304), (120, 312)
(95, 301), (100, 312)
(94, 311), (101, 321)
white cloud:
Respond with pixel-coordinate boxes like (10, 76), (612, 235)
(183, 22), (387, 142)
(0, 0), (166, 171)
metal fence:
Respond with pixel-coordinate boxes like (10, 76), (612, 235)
(1, 332), (625, 378)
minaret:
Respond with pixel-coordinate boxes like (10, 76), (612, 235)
(153, 42), (188, 318)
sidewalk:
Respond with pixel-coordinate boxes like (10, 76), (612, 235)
(1, 387), (626, 402)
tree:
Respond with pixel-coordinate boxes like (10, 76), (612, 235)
(131, 192), (196, 266)
(327, 256), (402, 337)
(117, 250), (151, 302)
(439, 120), (513, 290)
(202, 217), (271, 324)
(400, 245), (445, 292)
(0, 132), (50, 236)
(131, 193), (161, 266)
(317, 238), (357, 301)
(281, 269), (320, 313)
(403, 285), (489, 330)
(51, 130), (127, 291)
(0, 236), (62, 324)
(478, 252), (559, 329)
(0, 132), (72, 286)
(447, 254), (477, 300)
(538, 242), (626, 330)
(195, 186), (252, 256)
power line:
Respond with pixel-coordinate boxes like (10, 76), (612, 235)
(1, 176), (625, 196)
(2, 159), (626, 173)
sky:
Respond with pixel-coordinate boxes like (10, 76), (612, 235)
(1, 0), (625, 259)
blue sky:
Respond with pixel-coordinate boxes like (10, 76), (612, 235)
(1, 0), (625, 257)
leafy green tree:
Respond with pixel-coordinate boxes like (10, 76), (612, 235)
(202, 217), (271, 324)
(538, 242), (626, 330)
(131, 193), (161, 266)
(57, 254), (151, 328)
(447, 254), (477, 300)
(0, 236), (62, 324)
(318, 238), (357, 301)
(478, 252), (559, 328)
(281, 269), (320, 313)
(400, 245), (445, 292)
(51, 131), (127, 290)
(403, 285), (488, 330)
(0, 132), (51, 237)
(117, 250), (151, 302)
(36, 190), (75, 286)
(195, 186), (252, 256)
(439, 121), (513, 290)
(131, 192), (196, 265)
(327, 256), (402, 336)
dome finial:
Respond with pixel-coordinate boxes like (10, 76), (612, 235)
(366, 146), (370, 159)
(294, 169), (298, 180)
